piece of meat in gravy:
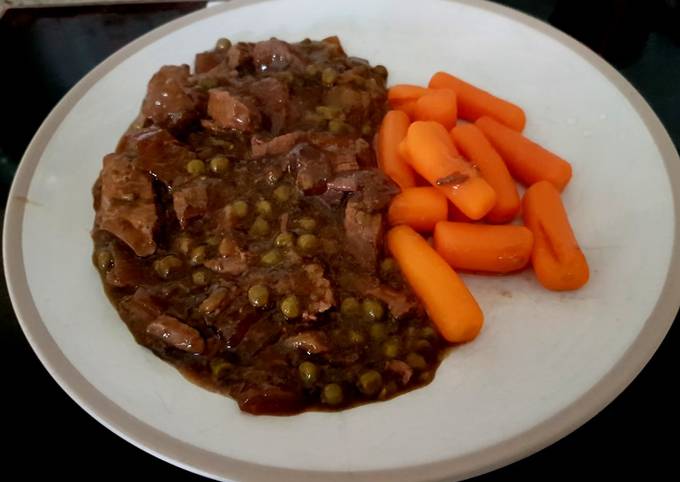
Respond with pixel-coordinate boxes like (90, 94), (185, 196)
(248, 77), (290, 134)
(251, 132), (303, 159)
(386, 360), (413, 385)
(328, 168), (398, 211)
(366, 285), (418, 319)
(171, 177), (227, 228)
(105, 242), (151, 288)
(252, 39), (305, 72)
(281, 331), (329, 354)
(302, 264), (335, 318)
(141, 65), (198, 132)
(95, 153), (157, 257)
(125, 127), (194, 186)
(207, 89), (261, 132)
(146, 314), (205, 353)
(288, 143), (332, 194)
(343, 196), (383, 272)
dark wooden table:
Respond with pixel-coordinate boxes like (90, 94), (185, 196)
(1, 1), (678, 480)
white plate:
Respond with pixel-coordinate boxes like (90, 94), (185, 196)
(4, 0), (679, 481)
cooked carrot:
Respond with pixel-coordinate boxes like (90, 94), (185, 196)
(522, 181), (589, 290)
(447, 202), (473, 222)
(388, 84), (430, 107)
(433, 222), (533, 274)
(429, 71), (526, 131)
(403, 121), (496, 220)
(377, 110), (416, 190)
(388, 187), (448, 231)
(414, 89), (458, 129)
(387, 225), (483, 343)
(451, 123), (520, 223)
(476, 116), (572, 191)
(394, 99), (418, 119)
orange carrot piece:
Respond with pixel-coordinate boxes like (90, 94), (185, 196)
(414, 89), (458, 129)
(388, 187), (448, 231)
(403, 121), (496, 220)
(451, 123), (520, 223)
(447, 202), (473, 223)
(388, 84), (430, 107)
(429, 71), (526, 131)
(394, 99), (418, 119)
(522, 181), (589, 290)
(377, 110), (416, 190)
(433, 222), (534, 273)
(387, 225), (483, 343)
(476, 116), (572, 191)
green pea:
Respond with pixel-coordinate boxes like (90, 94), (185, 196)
(205, 235), (221, 246)
(421, 326), (438, 340)
(321, 67), (338, 85)
(175, 235), (192, 255)
(249, 216), (270, 237)
(340, 297), (361, 317)
(261, 249), (281, 266)
(369, 323), (387, 342)
(406, 352), (427, 370)
(215, 37), (232, 50)
(362, 298), (384, 322)
(210, 358), (231, 377)
(298, 361), (319, 386)
(96, 250), (113, 271)
(154, 255), (182, 278)
(297, 217), (317, 232)
(209, 155), (230, 174)
(192, 270), (209, 286)
(321, 383), (343, 405)
(248, 284), (269, 308)
(296, 233), (318, 252)
(378, 381), (397, 400)
(304, 64), (319, 77)
(186, 159), (206, 175)
(231, 200), (248, 218)
(328, 119), (350, 134)
(280, 295), (301, 319)
(255, 200), (273, 218)
(380, 257), (397, 275)
(357, 370), (383, 396)
(348, 330), (366, 345)
(373, 65), (388, 78)
(273, 184), (292, 203)
(361, 123), (373, 136)
(274, 232), (295, 248)
(315, 105), (342, 119)
(414, 339), (433, 353)
(382, 338), (400, 358)
(189, 245), (207, 266)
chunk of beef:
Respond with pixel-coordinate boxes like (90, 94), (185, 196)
(234, 384), (302, 415)
(386, 360), (413, 385)
(302, 264), (335, 318)
(146, 314), (205, 353)
(195, 50), (227, 74)
(366, 285), (418, 319)
(197, 286), (230, 316)
(119, 287), (163, 324)
(95, 153), (157, 257)
(227, 42), (254, 70)
(252, 39), (304, 72)
(251, 131), (302, 158)
(141, 65), (198, 131)
(328, 168), (398, 211)
(343, 197), (383, 272)
(287, 144), (332, 194)
(203, 251), (248, 276)
(236, 317), (283, 360)
(207, 89), (261, 132)
(125, 127), (194, 186)
(105, 242), (150, 287)
(172, 180), (209, 228)
(248, 77), (290, 134)
(282, 331), (329, 354)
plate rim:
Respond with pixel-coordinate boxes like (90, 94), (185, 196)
(3, 0), (679, 481)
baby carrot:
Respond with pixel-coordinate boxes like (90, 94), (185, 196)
(403, 121), (496, 220)
(387, 225), (483, 343)
(476, 116), (572, 191)
(433, 222), (534, 273)
(451, 123), (520, 223)
(414, 89), (458, 129)
(429, 71), (526, 131)
(388, 187), (448, 232)
(394, 99), (418, 120)
(377, 110), (417, 190)
(522, 181), (589, 290)
(388, 84), (430, 107)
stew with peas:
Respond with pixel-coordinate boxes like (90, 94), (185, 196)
(91, 36), (448, 415)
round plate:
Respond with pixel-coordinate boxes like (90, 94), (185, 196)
(4, 0), (679, 480)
